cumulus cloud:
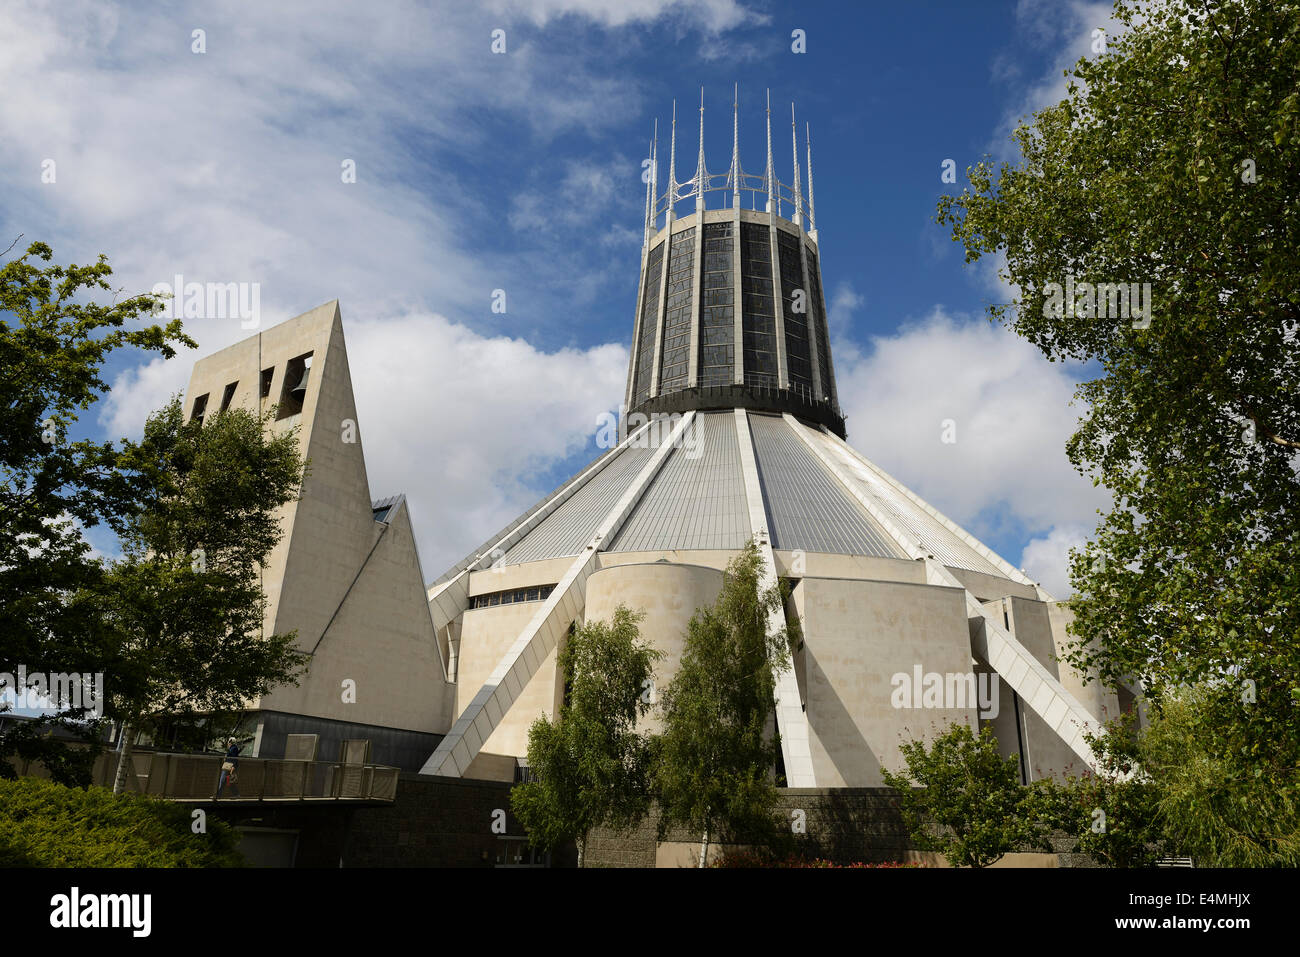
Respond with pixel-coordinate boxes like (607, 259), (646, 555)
(486, 0), (763, 32)
(988, 0), (1124, 157)
(1021, 523), (1092, 598)
(832, 306), (1109, 572)
(347, 312), (627, 573)
(0, 0), (742, 580)
(826, 281), (862, 335)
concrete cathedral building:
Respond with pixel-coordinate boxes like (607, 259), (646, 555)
(183, 90), (1119, 791)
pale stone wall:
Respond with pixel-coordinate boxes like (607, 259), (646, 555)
(1046, 600), (1122, 725)
(267, 499), (455, 733)
(466, 557), (573, 596)
(455, 602), (560, 758)
(583, 562), (725, 736)
(946, 566), (1039, 603)
(1002, 596), (1091, 779)
(791, 577), (977, 786)
(182, 303), (455, 739)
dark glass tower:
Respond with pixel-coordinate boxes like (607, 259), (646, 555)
(624, 89), (844, 437)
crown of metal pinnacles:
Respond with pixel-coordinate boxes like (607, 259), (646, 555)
(625, 86), (844, 438)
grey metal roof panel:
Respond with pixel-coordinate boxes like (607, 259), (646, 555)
(502, 444), (656, 565)
(429, 444), (623, 586)
(608, 411), (750, 552)
(747, 413), (903, 558)
(807, 428), (1005, 577)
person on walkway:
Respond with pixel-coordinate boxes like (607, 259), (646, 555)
(217, 738), (241, 797)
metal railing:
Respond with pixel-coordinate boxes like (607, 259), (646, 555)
(109, 751), (399, 803)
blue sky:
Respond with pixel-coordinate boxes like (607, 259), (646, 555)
(0, 0), (1123, 595)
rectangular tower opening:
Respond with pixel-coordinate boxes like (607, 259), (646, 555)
(276, 352), (313, 420)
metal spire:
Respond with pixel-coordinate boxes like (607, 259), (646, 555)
(695, 86), (707, 212)
(790, 102), (803, 228)
(731, 82), (740, 209)
(650, 118), (658, 232)
(764, 88), (774, 215)
(668, 100), (678, 219)
(642, 136), (653, 249)
(806, 121), (817, 240)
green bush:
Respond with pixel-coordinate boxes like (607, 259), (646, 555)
(712, 849), (921, 868)
(882, 722), (1050, 867)
(1023, 713), (1168, 868)
(0, 777), (244, 867)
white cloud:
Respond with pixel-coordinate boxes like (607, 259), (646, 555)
(1021, 523), (1091, 598)
(485, 0), (761, 32)
(0, 0), (752, 582)
(833, 307), (1109, 569)
(344, 311), (627, 574)
(988, 0), (1124, 157)
(103, 307), (627, 577)
(826, 281), (862, 335)
(509, 155), (630, 232)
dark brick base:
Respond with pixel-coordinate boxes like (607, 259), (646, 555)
(212, 777), (1094, 868)
(585, 788), (915, 867)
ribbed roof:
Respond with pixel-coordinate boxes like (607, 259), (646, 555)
(805, 427), (1005, 577)
(747, 413), (903, 558)
(501, 444), (656, 565)
(371, 494), (403, 525)
(434, 410), (1020, 581)
(608, 411), (750, 552)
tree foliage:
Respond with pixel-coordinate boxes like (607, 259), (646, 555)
(0, 240), (191, 775)
(94, 396), (309, 789)
(653, 541), (797, 861)
(882, 722), (1048, 868)
(0, 776), (243, 867)
(1140, 684), (1300, 866)
(935, 0), (1300, 836)
(1026, 712), (1167, 868)
(1, 242), (308, 789)
(511, 604), (661, 864)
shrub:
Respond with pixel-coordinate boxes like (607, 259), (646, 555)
(712, 849), (921, 868)
(881, 722), (1049, 867)
(1023, 713), (1167, 868)
(0, 776), (244, 867)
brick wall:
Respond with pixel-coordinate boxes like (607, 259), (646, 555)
(339, 773), (577, 867)
(585, 788), (915, 867)
(223, 777), (1093, 868)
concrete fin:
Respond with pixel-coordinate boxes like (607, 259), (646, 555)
(734, 410), (817, 787)
(925, 559), (1101, 769)
(420, 413), (697, 777)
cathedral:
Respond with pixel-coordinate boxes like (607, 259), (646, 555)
(181, 91), (1116, 791)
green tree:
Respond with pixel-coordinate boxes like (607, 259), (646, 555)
(0, 240), (191, 777)
(882, 722), (1047, 868)
(95, 396), (309, 792)
(935, 0), (1300, 845)
(510, 604), (661, 866)
(654, 540), (797, 866)
(1026, 712), (1167, 868)
(1139, 684), (1300, 866)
